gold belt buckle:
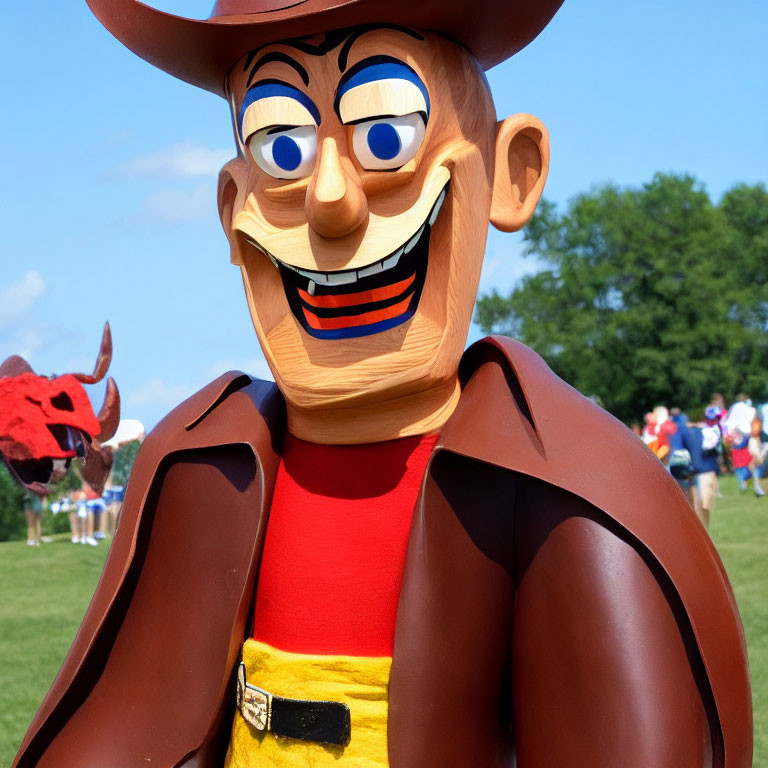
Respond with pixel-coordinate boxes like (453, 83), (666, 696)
(236, 662), (272, 732)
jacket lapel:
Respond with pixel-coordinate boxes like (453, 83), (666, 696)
(15, 374), (285, 768)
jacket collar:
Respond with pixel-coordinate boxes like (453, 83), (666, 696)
(184, 337), (543, 471)
(182, 336), (663, 522)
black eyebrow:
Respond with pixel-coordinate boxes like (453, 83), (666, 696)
(240, 25), (424, 80)
(247, 52), (309, 88)
(337, 25), (424, 72)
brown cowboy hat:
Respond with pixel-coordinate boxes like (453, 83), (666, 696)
(86, 0), (564, 96)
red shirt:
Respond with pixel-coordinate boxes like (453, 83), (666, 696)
(252, 432), (438, 657)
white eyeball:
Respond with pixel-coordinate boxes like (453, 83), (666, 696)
(248, 125), (317, 180)
(352, 113), (426, 171)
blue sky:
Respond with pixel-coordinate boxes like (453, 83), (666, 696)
(1, 0), (766, 430)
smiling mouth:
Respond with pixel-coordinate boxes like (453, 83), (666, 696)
(252, 184), (448, 340)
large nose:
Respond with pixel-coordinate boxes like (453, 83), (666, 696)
(305, 137), (368, 238)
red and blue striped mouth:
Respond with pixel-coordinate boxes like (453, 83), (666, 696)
(268, 186), (447, 340)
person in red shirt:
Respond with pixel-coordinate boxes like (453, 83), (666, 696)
(73, 479), (101, 546)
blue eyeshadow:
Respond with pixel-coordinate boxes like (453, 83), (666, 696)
(239, 80), (321, 139)
(335, 57), (430, 119)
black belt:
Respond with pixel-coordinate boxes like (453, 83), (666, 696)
(236, 662), (351, 746)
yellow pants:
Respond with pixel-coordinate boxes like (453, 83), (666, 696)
(224, 639), (391, 767)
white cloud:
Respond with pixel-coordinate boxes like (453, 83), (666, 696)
(127, 378), (195, 409)
(201, 355), (274, 382)
(8, 329), (43, 362)
(133, 184), (213, 226)
(113, 142), (232, 179)
(0, 271), (46, 327)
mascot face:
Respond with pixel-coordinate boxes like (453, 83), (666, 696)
(0, 373), (99, 465)
(218, 27), (549, 435)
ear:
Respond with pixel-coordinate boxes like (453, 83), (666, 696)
(217, 157), (249, 265)
(490, 113), (550, 233)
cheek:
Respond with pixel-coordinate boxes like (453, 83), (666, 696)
(240, 248), (291, 337)
(418, 145), (490, 328)
(242, 172), (307, 232)
(451, 147), (494, 259)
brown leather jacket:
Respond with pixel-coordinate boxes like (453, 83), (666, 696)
(13, 337), (751, 768)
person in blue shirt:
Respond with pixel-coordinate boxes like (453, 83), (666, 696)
(681, 423), (721, 528)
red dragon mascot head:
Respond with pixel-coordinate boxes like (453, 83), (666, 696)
(0, 323), (120, 495)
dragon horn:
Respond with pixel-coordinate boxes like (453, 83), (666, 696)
(0, 355), (34, 377)
(73, 322), (113, 384)
(96, 376), (121, 442)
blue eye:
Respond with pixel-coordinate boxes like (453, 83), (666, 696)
(272, 135), (302, 171)
(353, 114), (426, 170)
(248, 125), (317, 179)
(367, 123), (401, 161)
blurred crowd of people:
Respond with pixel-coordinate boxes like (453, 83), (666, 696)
(50, 478), (126, 547)
(632, 394), (768, 528)
(23, 475), (126, 548)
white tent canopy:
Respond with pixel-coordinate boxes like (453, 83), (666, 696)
(103, 419), (146, 449)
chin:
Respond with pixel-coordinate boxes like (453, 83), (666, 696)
(260, 310), (450, 409)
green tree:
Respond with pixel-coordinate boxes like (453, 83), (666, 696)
(112, 440), (141, 487)
(0, 463), (25, 541)
(475, 174), (768, 423)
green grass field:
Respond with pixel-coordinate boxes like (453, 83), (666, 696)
(709, 476), (768, 765)
(0, 476), (765, 765)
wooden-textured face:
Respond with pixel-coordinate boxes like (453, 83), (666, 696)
(221, 28), (500, 439)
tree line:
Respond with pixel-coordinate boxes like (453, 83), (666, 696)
(475, 173), (768, 424)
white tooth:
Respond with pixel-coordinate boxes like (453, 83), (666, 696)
(429, 189), (446, 226)
(268, 253), (279, 269)
(297, 268), (316, 279)
(313, 272), (329, 285)
(358, 262), (384, 278)
(326, 271), (358, 286)
(404, 226), (424, 254)
(308, 280), (316, 296)
(382, 249), (403, 270)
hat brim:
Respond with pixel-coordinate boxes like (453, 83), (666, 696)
(86, 0), (563, 96)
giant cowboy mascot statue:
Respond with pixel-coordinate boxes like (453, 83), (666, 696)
(13, 2), (752, 767)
